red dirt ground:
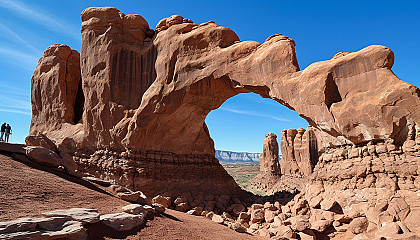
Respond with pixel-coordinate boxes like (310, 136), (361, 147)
(0, 153), (267, 239)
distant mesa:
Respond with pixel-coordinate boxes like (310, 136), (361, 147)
(215, 150), (260, 164)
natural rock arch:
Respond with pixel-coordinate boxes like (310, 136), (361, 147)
(28, 7), (420, 196)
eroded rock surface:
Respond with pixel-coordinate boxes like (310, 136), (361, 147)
(27, 7), (420, 205)
(259, 133), (281, 174)
(280, 127), (319, 176)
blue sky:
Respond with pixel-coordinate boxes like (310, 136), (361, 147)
(0, 0), (418, 153)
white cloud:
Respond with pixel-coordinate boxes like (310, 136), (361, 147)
(219, 107), (291, 122)
(0, 83), (30, 98)
(0, 47), (39, 71)
(0, 23), (42, 54)
(0, 92), (31, 116)
(0, 107), (31, 116)
(0, 0), (80, 40)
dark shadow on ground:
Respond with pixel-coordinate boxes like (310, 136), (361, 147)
(159, 212), (182, 222)
(86, 221), (148, 240)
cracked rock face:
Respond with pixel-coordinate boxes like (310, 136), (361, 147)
(28, 6), (420, 195)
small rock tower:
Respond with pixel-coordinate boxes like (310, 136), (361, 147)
(259, 133), (281, 175)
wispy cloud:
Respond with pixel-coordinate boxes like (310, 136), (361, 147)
(219, 107), (291, 122)
(0, 0), (80, 41)
(0, 108), (31, 116)
(0, 23), (42, 54)
(0, 93), (31, 116)
(0, 47), (39, 71)
(0, 98), (31, 111)
(0, 82), (30, 98)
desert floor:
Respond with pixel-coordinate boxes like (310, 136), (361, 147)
(0, 153), (267, 239)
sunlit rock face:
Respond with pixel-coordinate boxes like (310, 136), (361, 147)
(259, 133), (281, 174)
(280, 127), (319, 177)
(28, 7), (420, 198)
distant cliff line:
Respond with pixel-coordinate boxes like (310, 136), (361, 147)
(216, 150), (282, 164)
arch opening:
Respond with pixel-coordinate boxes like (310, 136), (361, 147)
(205, 92), (309, 195)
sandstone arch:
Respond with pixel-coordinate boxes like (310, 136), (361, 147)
(28, 7), (420, 196)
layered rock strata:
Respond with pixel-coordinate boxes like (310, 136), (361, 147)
(28, 7), (420, 201)
(74, 148), (241, 196)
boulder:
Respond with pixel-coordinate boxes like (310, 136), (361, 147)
(118, 191), (149, 205)
(58, 152), (81, 177)
(42, 208), (100, 224)
(348, 217), (369, 234)
(122, 204), (146, 215)
(175, 203), (189, 212)
(25, 134), (57, 152)
(311, 219), (333, 232)
(264, 202), (277, 211)
(237, 212), (250, 223)
(273, 225), (296, 239)
(100, 213), (145, 231)
(25, 146), (62, 167)
(375, 222), (401, 239)
(228, 222), (246, 233)
(251, 204), (264, 210)
(297, 230), (316, 240)
(187, 207), (203, 216)
(265, 210), (276, 223)
(251, 209), (265, 223)
(212, 214), (224, 224)
(286, 215), (311, 232)
(232, 204), (246, 216)
(152, 204), (166, 213)
(152, 195), (171, 208)
(0, 217), (86, 240)
(205, 211), (214, 220)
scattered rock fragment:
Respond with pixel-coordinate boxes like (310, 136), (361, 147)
(42, 208), (100, 224)
(100, 213), (145, 231)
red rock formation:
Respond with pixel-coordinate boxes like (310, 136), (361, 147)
(27, 7), (420, 199)
(280, 129), (298, 176)
(30, 7), (420, 154)
(294, 127), (319, 176)
(30, 44), (82, 135)
(279, 127), (319, 176)
(252, 133), (284, 192)
(259, 133), (281, 174)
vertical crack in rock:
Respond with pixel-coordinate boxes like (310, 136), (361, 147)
(324, 72), (342, 110)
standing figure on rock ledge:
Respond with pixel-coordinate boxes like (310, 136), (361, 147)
(4, 124), (12, 142)
(0, 123), (6, 141)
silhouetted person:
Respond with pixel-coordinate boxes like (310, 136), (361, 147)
(4, 124), (11, 142)
(0, 123), (5, 141)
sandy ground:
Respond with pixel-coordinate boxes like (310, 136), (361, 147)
(0, 152), (267, 239)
